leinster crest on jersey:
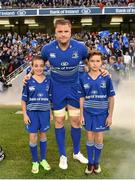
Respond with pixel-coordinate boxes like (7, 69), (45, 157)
(100, 81), (106, 88)
(72, 51), (79, 59)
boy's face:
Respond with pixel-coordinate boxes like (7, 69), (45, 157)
(88, 55), (102, 71)
(32, 59), (45, 76)
(55, 24), (71, 45)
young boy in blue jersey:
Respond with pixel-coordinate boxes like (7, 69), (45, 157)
(21, 56), (51, 174)
(79, 51), (115, 174)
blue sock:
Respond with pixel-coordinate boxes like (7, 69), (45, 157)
(40, 138), (47, 161)
(94, 143), (103, 164)
(86, 141), (94, 165)
(29, 142), (38, 162)
(71, 127), (81, 154)
(55, 127), (66, 156)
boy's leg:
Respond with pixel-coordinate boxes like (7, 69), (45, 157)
(85, 131), (94, 174)
(39, 132), (51, 171)
(39, 111), (51, 170)
(29, 133), (39, 174)
(26, 111), (40, 173)
(39, 111), (50, 161)
(94, 132), (104, 173)
(29, 133), (38, 162)
(40, 133), (47, 161)
(86, 131), (94, 165)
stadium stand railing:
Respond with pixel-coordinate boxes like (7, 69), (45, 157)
(6, 62), (29, 83)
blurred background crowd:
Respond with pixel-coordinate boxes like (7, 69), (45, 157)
(0, 0), (135, 9)
(0, 30), (135, 91)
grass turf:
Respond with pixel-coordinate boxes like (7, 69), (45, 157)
(0, 106), (134, 179)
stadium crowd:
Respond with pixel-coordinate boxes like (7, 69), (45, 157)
(0, 30), (135, 91)
(0, 0), (135, 9)
(73, 31), (135, 89)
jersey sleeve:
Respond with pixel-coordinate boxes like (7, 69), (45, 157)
(21, 83), (29, 102)
(106, 76), (116, 97)
(78, 77), (86, 98)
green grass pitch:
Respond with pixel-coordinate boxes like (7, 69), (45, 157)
(0, 106), (134, 179)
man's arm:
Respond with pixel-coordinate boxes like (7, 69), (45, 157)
(100, 68), (110, 77)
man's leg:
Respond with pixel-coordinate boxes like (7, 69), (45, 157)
(54, 108), (68, 169)
(68, 105), (88, 164)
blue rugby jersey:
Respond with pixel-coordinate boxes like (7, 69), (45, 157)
(41, 39), (88, 83)
(79, 73), (115, 115)
(22, 77), (51, 111)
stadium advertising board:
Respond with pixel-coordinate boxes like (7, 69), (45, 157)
(39, 7), (102, 15)
(104, 7), (135, 14)
(0, 9), (37, 16)
(0, 7), (135, 17)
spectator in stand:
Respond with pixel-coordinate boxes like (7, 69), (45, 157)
(107, 56), (123, 90)
(123, 51), (132, 69)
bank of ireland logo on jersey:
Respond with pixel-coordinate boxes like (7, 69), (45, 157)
(72, 51), (79, 59)
(91, 90), (98, 95)
(37, 93), (43, 97)
(50, 53), (56, 58)
(100, 81), (106, 88)
(29, 86), (35, 91)
(61, 61), (69, 66)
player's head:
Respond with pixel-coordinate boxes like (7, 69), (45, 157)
(31, 55), (45, 76)
(87, 50), (103, 72)
(54, 19), (72, 45)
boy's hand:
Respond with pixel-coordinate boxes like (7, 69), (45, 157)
(80, 114), (85, 126)
(23, 114), (31, 125)
(22, 75), (30, 85)
(105, 116), (112, 127)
